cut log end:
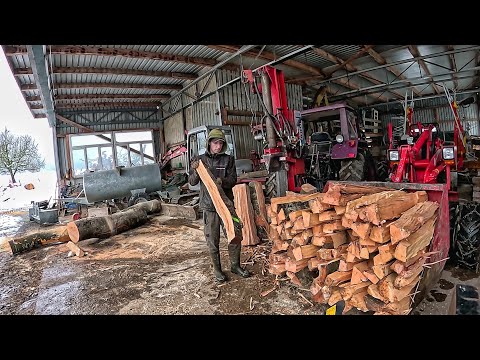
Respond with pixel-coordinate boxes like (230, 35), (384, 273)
(66, 222), (80, 243)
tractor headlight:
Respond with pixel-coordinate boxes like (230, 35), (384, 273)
(388, 150), (399, 161)
(442, 147), (454, 160)
(335, 134), (344, 143)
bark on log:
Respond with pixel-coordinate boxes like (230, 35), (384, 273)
(67, 207), (148, 243)
(249, 181), (268, 238)
(128, 199), (162, 214)
(196, 160), (242, 243)
(8, 226), (70, 255)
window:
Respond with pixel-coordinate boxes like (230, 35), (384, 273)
(70, 130), (155, 177)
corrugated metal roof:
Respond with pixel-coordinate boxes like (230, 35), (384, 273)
(321, 45), (364, 60)
(5, 44), (480, 123)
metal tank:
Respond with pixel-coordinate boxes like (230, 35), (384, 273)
(83, 163), (162, 203)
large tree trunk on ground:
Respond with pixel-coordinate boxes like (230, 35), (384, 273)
(196, 160), (242, 243)
(128, 199), (162, 214)
(67, 207), (148, 243)
(8, 227), (70, 255)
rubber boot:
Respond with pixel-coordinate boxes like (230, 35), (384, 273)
(228, 243), (250, 278)
(209, 252), (227, 283)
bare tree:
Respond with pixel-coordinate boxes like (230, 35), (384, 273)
(0, 128), (45, 183)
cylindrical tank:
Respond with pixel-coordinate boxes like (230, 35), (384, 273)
(83, 163), (162, 203)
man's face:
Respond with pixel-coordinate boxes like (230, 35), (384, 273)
(209, 138), (224, 154)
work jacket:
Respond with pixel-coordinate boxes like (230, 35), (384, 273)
(188, 150), (237, 212)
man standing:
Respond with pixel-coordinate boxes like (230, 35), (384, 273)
(189, 128), (250, 283)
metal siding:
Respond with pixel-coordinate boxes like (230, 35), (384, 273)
(164, 112), (184, 146)
(378, 96), (479, 136)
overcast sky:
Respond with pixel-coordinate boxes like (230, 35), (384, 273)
(0, 47), (55, 169)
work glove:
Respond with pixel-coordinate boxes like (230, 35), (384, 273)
(215, 177), (223, 186)
(190, 158), (199, 170)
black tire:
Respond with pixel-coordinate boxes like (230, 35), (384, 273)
(339, 152), (366, 182)
(265, 169), (287, 200)
(128, 192), (150, 207)
(375, 159), (389, 182)
(451, 202), (480, 272)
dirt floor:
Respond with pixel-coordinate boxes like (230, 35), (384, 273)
(0, 211), (478, 315)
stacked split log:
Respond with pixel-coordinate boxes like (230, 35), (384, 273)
(266, 183), (439, 315)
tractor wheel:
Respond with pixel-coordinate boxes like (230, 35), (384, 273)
(128, 192), (150, 207)
(339, 152), (366, 182)
(375, 159), (389, 182)
(451, 202), (480, 272)
(265, 169), (287, 200)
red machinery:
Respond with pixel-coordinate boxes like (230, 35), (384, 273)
(243, 66), (305, 196)
(387, 86), (466, 192)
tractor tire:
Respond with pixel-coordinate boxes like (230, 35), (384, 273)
(375, 160), (389, 182)
(265, 169), (287, 200)
(451, 202), (480, 272)
(339, 152), (366, 182)
(128, 192), (150, 207)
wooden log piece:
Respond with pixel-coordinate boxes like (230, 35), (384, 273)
(233, 184), (260, 246)
(196, 160), (242, 242)
(66, 207), (148, 243)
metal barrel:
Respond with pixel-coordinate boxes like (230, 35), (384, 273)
(83, 163), (162, 203)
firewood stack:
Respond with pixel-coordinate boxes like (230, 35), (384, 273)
(266, 183), (439, 315)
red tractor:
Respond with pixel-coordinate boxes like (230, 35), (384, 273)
(386, 85), (467, 194)
(386, 86), (480, 271)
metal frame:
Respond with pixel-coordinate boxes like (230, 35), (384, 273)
(69, 129), (155, 178)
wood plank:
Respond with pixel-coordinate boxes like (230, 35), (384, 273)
(389, 201), (439, 244)
(197, 160), (242, 242)
(233, 184), (260, 246)
(394, 217), (436, 262)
